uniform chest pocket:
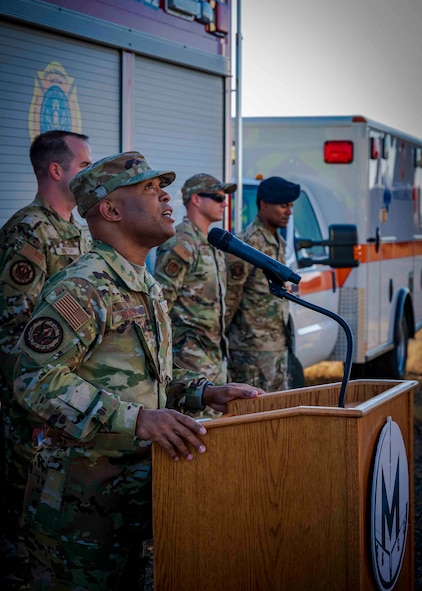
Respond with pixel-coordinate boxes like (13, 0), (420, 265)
(112, 305), (155, 345)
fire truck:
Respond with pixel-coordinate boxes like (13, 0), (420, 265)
(0, 0), (234, 228)
(232, 115), (422, 379)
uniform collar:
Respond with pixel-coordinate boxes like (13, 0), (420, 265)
(183, 215), (209, 244)
(34, 193), (77, 225)
(253, 215), (281, 245)
(92, 240), (158, 294)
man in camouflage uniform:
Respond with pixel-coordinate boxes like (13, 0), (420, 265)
(13, 152), (261, 590)
(155, 173), (236, 390)
(225, 176), (301, 392)
(0, 130), (92, 588)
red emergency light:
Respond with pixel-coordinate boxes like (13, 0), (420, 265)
(324, 141), (354, 164)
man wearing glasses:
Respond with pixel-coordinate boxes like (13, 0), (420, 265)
(155, 173), (236, 416)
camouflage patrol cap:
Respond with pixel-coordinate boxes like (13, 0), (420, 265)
(182, 173), (237, 205)
(70, 151), (176, 217)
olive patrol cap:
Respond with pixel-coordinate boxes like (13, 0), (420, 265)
(70, 151), (176, 217)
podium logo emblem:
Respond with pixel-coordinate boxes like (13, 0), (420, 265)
(370, 417), (409, 590)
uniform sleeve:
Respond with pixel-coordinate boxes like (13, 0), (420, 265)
(154, 237), (195, 313)
(167, 366), (212, 414)
(224, 254), (248, 328)
(225, 229), (265, 328)
(13, 280), (140, 444)
(225, 231), (266, 329)
(0, 225), (48, 382)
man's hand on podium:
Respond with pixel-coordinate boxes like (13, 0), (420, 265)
(135, 386), (263, 462)
(203, 383), (264, 413)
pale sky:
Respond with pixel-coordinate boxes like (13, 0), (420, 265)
(236, 0), (422, 139)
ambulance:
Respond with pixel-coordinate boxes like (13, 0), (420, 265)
(231, 115), (422, 379)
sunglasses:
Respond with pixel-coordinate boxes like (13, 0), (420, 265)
(197, 192), (226, 203)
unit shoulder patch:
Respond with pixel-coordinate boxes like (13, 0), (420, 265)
(10, 260), (35, 285)
(24, 316), (63, 353)
(229, 261), (246, 280)
(164, 258), (183, 278)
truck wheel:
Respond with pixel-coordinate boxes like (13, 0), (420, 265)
(287, 349), (305, 388)
(374, 313), (409, 379)
(349, 313), (409, 379)
(388, 312), (409, 378)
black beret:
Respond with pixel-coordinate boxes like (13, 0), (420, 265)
(257, 176), (301, 204)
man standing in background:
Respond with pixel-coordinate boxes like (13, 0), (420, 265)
(155, 173), (236, 399)
(225, 176), (301, 392)
(0, 129), (92, 588)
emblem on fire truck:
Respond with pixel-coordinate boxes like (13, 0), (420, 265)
(28, 61), (82, 140)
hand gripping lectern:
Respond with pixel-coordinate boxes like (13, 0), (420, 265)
(152, 380), (416, 591)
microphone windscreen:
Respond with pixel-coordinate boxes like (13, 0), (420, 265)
(208, 227), (232, 251)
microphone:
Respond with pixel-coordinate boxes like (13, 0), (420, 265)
(208, 227), (301, 285)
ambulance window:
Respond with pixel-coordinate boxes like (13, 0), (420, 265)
(293, 191), (326, 261)
(231, 183), (259, 231)
(242, 184), (259, 226)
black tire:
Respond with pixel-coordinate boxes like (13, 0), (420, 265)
(374, 313), (409, 379)
(366, 314), (409, 380)
(287, 349), (305, 388)
(350, 313), (409, 380)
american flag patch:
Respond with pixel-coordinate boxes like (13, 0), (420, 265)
(53, 292), (90, 331)
(173, 243), (191, 262)
(20, 242), (45, 266)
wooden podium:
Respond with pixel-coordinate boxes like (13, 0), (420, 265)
(152, 379), (417, 590)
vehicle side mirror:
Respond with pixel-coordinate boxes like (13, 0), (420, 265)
(328, 224), (359, 268)
(295, 224), (359, 269)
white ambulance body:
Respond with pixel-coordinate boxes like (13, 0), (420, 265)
(235, 115), (422, 378)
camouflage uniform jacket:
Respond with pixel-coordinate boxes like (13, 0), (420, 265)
(225, 216), (288, 352)
(14, 240), (210, 453)
(155, 216), (228, 362)
(0, 194), (89, 392)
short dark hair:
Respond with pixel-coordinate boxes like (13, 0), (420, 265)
(30, 130), (89, 178)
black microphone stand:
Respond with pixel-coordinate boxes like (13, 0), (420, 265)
(267, 274), (354, 408)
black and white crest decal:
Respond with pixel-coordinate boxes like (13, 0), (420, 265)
(371, 417), (409, 591)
